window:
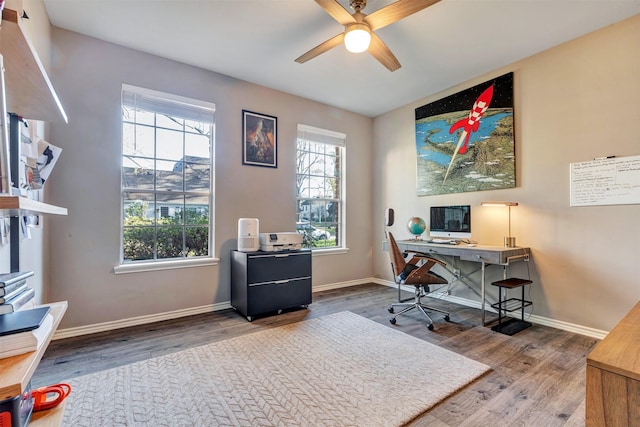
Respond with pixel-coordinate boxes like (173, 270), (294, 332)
(120, 85), (215, 265)
(296, 124), (345, 250)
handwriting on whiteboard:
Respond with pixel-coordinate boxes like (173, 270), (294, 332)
(570, 155), (640, 206)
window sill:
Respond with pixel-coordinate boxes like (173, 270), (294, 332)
(311, 247), (349, 256)
(114, 257), (219, 274)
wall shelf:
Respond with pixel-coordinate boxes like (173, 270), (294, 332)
(0, 7), (67, 123)
(0, 7), (69, 425)
(0, 195), (67, 216)
(0, 302), (67, 426)
(0, 301), (68, 400)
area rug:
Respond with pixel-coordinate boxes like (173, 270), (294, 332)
(61, 311), (490, 426)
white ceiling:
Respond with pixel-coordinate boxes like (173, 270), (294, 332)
(42, 0), (640, 117)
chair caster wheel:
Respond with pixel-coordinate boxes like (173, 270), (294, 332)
(427, 324), (434, 331)
(444, 315), (450, 322)
(390, 318), (396, 325)
(388, 306), (394, 314)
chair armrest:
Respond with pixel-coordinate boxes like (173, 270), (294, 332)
(404, 253), (447, 282)
(409, 253), (446, 268)
(407, 256), (422, 266)
(404, 249), (445, 263)
(406, 263), (448, 285)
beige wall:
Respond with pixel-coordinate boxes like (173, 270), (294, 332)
(47, 29), (373, 329)
(373, 14), (640, 331)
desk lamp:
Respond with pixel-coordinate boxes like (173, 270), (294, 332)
(481, 202), (518, 247)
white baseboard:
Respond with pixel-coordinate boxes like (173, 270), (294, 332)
(312, 278), (375, 292)
(54, 301), (233, 340)
(524, 313), (607, 340)
(373, 278), (608, 340)
(54, 278), (607, 340)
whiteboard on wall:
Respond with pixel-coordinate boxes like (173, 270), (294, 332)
(570, 155), (640, 206)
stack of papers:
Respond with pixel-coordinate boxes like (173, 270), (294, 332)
(0, 307), (52, 358)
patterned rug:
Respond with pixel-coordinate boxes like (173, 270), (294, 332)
(62, 311), (490, 426)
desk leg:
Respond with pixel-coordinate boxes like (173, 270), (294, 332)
(481, 261), (486, 326)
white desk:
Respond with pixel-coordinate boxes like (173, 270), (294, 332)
(394, 240), (530, 325)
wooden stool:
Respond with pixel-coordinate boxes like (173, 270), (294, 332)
(490, 277), (533, 335)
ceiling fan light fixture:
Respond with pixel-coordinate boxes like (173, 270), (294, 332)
(344, 23), (371, 53)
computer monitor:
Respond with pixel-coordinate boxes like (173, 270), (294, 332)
(429, 205), (471, 239)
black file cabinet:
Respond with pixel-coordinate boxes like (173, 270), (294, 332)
(231, 250), (312, 321)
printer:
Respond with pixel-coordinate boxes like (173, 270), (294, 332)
(259, 232), (303, 251)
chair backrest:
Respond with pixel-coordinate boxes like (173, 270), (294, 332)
(387, 232), (406, 278)
(387, 232), (448, 286)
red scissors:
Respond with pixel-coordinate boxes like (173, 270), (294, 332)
(31, 383), (72, 412)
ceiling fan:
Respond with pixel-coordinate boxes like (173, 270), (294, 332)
(295, 0), (441, 72)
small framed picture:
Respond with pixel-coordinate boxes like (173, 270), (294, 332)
(242, 110), (277, 168)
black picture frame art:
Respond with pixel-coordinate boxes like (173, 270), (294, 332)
(414, 72), (515, 196)
(242, 110), (277, 168)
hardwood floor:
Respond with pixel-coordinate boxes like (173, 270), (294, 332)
(33, 283), (595, 426)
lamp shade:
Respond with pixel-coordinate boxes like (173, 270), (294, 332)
(344, 23), (371, 53)
(481, 202), (518, 207)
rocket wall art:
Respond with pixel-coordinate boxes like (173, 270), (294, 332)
(414, 72), (515, 196)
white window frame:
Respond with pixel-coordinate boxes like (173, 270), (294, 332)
(296, 124), (347, 253)
(115, 84), (217, 274)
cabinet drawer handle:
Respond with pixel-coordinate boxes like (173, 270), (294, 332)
(274, 279), (290, 284)
(274, 254), (290, 258)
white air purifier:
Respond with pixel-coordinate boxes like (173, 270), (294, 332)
(238, 218), (259, 252)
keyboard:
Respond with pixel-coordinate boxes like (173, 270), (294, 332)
(429, 238), (456, 244)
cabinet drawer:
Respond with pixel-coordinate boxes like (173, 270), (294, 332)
(248, 278), (312, 315)
(458, 249), (501, 264)
(247, 252), (311, 284)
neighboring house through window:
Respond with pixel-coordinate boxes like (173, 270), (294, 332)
(296, 124), (346, 250)
(119, 84), (215, 266)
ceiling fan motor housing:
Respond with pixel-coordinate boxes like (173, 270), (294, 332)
(350, 0), (367, 12)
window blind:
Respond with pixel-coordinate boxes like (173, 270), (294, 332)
(297, 124), (346, 147)
(122, 84), (215, 123)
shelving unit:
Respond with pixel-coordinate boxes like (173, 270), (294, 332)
(30, 401), (66, 427)
(1, 4), (69, 270)
(0, 302), (68, 424)
(0, 3), (70, 425)
(0, 302), (67, 400)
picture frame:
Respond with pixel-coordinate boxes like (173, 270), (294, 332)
(242, 110), (277, 168)
(414, 72), (515, 196)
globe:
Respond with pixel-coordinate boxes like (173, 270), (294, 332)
(407, 217), (426, 239)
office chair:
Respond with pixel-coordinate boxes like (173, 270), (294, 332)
(386, 232), (450, 330)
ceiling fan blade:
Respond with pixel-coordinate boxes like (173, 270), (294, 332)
(295, 33), (345, 64)
(315, 0), (356, 26)
(368, 32), (401, 72)
(365, 0), (441, 31)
